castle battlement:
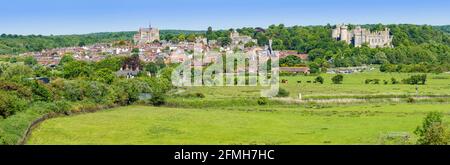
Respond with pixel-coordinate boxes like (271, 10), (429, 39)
(332, 24), (393, 48)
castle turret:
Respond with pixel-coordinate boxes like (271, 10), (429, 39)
(332, 24), (341, 39)
(340, 25), (349, 43)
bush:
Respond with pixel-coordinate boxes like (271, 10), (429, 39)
(0, 92), (28, 118)
(391, 78), (400, 84)
(276, 88), (290, 97)
(315, 76), (324, 84)
(406, 97), (416, 103)
(53, 100), (72, 113)
(257, 97), (268, 105)
(402, 74), (427, 85)
(366, 79), (381, 84)
(194, 93), (206, 98)
(0, 81), (32, 98)
(148, 94), (166, 106)
(331, 74), (344, 84)
(373, 79), (380, 84)
(81, 81), (110, 103)
(415, 112), (449, 145)
(31, 81), (54, 102)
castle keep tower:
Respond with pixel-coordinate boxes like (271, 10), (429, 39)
(332, 24), (393, 48)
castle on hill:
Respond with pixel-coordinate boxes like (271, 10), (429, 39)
(332, 24), (393, 48)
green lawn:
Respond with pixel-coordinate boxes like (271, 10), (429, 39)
(27, 104), (450, 145)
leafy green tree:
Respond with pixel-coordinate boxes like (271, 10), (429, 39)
(81, 80), (110, 103)
(206, 26), (217, 41)
(315, 76), (324, 84)
(96, 56), (122, 71)
(244, 41), (256, 48)
(218, 37), (231, 47)
(24, 56), (38, 66)
(372, 52), (389, 64)
(276, 88), (290, 97)
(177, 34), (186, 42)
(61, 61), (92, 79)
(1, 64), (33, 82)
(0, 91), (27, 118)
(92, 68), (116, 84)
(415, 112), (449, 145)
(257, 97), (268, 105)
(186, 34), (196, 42)
(309, 62), (321, 74)
(31, 81), (53, 102)
(59, 54), (75, 66)
(145, 62), (159, 76)
(332, 74), (344, 84)
(280, 55), (303, 67)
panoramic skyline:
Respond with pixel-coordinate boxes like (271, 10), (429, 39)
(1, 0), (449, 35)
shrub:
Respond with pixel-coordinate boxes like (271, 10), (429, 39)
(31, 81), (54, 102)
(0, 92), (27, 118)
(315, 76), (324, 84)
(0, 81), (32, 98)
(331, 74), (344, 84)
(415, 112), (449, 145)
(402, 74), (427, 85)
(391, 78), (399, 84)
(373, 79), (380, 84)
(276, 88), (290, 97)
(53, 100), (72, 113)
(1, 64), (33, 83)
(194, 93), (206, 98)
(81, 81), (110, 103)
(148, 94), (166, 106)
(257, 97), (268, 105)
(406, 97), (416, 103)
(92, 68), (116, 84)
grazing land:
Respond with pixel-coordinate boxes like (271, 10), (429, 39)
(27, 71), (450, 145)
(28, 103), (450, 145)
(186, 71), (450, 99)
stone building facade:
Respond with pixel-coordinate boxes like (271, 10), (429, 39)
(332, 24), (393, 48)
(134, 25), (160, 44)
(230, 30), (257, 46)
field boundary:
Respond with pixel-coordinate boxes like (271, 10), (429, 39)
(17, 104), (120, 145)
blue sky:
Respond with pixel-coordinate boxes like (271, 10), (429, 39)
(1, 0), (449, 35)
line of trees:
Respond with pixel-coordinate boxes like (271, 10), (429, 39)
(0, 55), (174, 144)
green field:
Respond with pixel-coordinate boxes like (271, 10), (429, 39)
(184, 71), (450, 99)
(27, 71), (450, 145)
(28, 104), (450, 145)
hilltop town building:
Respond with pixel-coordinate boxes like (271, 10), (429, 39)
(134, 25), (160, 44)
(332, 24), (393, 48)
(230, 30), (257, 46)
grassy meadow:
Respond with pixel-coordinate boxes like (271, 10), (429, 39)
(28, 104), (450, 145)
(27, 71), (450, 145)
(184, 71), (450, 99)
